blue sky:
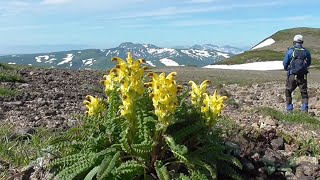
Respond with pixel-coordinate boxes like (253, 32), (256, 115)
(1, 0), (320, 54)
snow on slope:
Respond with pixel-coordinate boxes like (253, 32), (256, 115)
(217, 52), (230, 58)
(147, 48), (177, 55)
(82, 58), (96, 66)
(146, 61), (156, 67)
(203, 61), (283, 71)
(160, 58), (180, 66)
(251, 38), (275, 50)
(35, 55), (50, 63)
(57, 54), (74, 65)
(44, 58), (57, 64)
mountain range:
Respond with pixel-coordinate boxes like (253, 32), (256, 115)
(0, 43), (243, 70)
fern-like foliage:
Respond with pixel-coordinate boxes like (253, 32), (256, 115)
(155, 161), (170, 180)
(47, 56), (243, 180)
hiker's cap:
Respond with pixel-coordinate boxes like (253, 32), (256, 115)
(293, 34), (303, 42)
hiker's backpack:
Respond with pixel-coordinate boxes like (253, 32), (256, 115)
(289, 47), (308, 75)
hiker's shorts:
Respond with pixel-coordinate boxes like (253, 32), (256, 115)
(285, 74), (308, 104)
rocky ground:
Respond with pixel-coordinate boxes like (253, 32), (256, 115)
(0, 67), (319, 179)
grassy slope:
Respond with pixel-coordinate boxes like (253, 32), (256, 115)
(220, 27), (320, 65)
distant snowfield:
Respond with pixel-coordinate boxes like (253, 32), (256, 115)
(82, 58), (95, 66)
(160, 58), (180, 66)
(57, 54), (74, 65)
(203, 61), (283, 71)
(251, 38), (275, 50)
(216, 52), (230, 58)
(146, 61), (156, 67)
(35, 55), (50, 63)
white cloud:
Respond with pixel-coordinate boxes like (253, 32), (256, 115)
(41, 0), (73, 5)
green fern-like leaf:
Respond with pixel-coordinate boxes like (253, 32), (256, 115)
(98, 151), (121, 179)
(173, 122), (204, 143)
(84, 165), (100, 180)
(155, 161), (170, 180)
(49, 152), (89, 168)
(131, 142), (152, 155)
(164, 136), (192, 169)
(218, 155), (243, 170)
(190, 170), (209, 180)
(177, 173), (191, 180)
(114, 160), (145, 178)
(54, 152), (96, 180)
(218, 161), (242, 180)
(194, 160), (217, 179)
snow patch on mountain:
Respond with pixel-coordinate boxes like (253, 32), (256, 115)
(192, 49), (211, 57)
(160, 58), (180, 66)
(217, 52), (230, 58)
(203, 61), (283, 71)
(146, 61), (156, 67)
(105, 50), (111, 57)
(181, 49), (212, 59)
(82, 58), (95, 66)
(35, 55), (50, 63)
(148, 48), (177, 55)
(57, 54), (74, 65)
(44, 58), (57, 64)
(251, 38), (275, 50)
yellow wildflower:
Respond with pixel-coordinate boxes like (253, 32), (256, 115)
(147, 72), (179, 128)
(83, 95), (106, 116)
(189, 80), (210, 106)
(201, 90), (227, 126)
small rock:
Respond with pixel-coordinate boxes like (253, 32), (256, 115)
(263, 115), (277, 126)
(3, 101), (24, 107)
(243, 159), (255, 171)
(271, 137), (284, 150)
(10, 127), (36, 140)
(251, 153), (260, 161)
(276, 94), (285, 103)
(34, 116), (40, 121)
(295, 156), (319, 165)
(45, 110), (57, 116)
(285, 171), (298, 180)
(0, 107), (3, 115)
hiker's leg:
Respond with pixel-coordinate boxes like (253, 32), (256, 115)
(298, 75), (308, 112)
(285, 75), (297, 111)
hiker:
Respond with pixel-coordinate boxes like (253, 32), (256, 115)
(283, 34), (312, 112)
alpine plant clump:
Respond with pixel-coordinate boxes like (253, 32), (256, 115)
(49, 52), (242, 180)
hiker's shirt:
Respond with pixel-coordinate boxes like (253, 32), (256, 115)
(283, 43), (312, 75)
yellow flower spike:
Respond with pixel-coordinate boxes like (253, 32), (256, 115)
(132, 58), (145, 71)
(126, 52), (134, 65)
(83, 95), (106, 116)
(166, 72), (177, 80)
(200, 80), (210, 92)
(189, 80), (207, 106)
(102, 74), (116, 92)
(147, 71), (180, 129)
(112, 57), (126, 65)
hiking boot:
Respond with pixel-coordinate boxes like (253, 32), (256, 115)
(301, 103), (308, 113)
(286, 104), (293, 112)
